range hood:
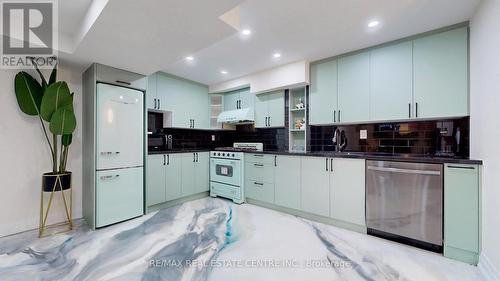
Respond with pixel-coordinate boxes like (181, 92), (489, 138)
(217, 108), (255, 124)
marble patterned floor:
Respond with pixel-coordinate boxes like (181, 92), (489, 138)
(0, 197), (485, 281)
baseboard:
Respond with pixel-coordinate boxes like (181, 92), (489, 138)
(246, 198), (367, 234)
(146, 192), (209, 213)
(479, 254), (500, 281)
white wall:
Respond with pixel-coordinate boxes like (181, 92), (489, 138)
(470, 0), (500, 278)
(0, 64), (83, 237)
(209, 60), (309, 94)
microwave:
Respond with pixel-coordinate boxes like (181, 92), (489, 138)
(148, 134), (166, 151)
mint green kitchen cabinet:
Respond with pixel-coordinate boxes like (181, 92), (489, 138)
(338, 52), (370, 123)
(146, 154), (166, 206)
(155, 73), (209, 129)
(181, 152), (209, 196)
(165, 154), (182, 201)
(194, 152), (209, 193)
(146, 154), (182, 207)
(275, 155), (301, 210)
(370, 42), (413, 121)
(255, 90), (285, 128)
(413, 27), (469, 119)
(309, 60), (338, 125)
(224, 90), (240, 111)
(245, 154), (275, 203)
(330, 158), (365, 227)
(223, 87), (252, 110)
(300, 157), (330, 217)
(444, 164), (480, 265)
(147, 73), (158, 110)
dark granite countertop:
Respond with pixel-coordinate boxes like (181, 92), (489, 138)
(149, 148), (482, 165)
(148, 149), (211, 155)
(214, 148), (483, 165)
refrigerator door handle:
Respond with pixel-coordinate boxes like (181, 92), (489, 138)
(100, 174), (120, 180)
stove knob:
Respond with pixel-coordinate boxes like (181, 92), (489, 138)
(217, 153), (220, 156)
(232, 154), (235, 157)
(222, 153), (226, 156)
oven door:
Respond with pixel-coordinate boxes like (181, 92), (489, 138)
(210, 158), (241, 186)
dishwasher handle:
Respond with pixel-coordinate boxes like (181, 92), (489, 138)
(367, 166), (441, 176)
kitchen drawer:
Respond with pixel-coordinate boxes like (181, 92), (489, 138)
(245, 154), (275, 165)
(245, 162), (275, 183)
(210, 181), (241, 201)
(245, 180), (274, 204)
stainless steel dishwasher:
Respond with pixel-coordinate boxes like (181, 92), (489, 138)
(366, 160), (443, 252)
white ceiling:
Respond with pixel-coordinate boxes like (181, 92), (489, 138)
(58, 0), (481, 85)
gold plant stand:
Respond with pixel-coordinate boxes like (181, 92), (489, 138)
(39, 173), (73, 238)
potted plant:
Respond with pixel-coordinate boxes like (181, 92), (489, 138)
(14, 58), (76, 192)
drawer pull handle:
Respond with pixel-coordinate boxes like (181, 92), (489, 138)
(100, 175), (120, 180)
(254, 164), (264, 167)
(116, 80), (131, 85)
(447, 165), (475, 170)
(100, 151), (120, 155)
(253, 154), (264, 157)
(254, 182), (264, 186)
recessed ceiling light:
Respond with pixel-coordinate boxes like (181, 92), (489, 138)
(241, 29), (252, 35)
(273, 53), (281, 58)
(368, 20), (380, 28)
(220, 70), (228, 75)
(185, 56), (194, 61)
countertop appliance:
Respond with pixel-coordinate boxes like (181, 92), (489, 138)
(148, 134), (166, 152)
(83, 63), (145, 230)
(366, 160), (443, 252)
(332, 128), (347, 152)
(210, 143), (263, 203)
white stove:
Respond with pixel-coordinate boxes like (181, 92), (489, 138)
(209, 143), (263, 204)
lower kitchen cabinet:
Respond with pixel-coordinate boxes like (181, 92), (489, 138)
(444, 164), (480, 265)
(165, 154), (182, 201)
(147, 152), (208, 208)
(245, 180), (274, 203)
(181, 152), (209, 196)
(146, 154), (166, 206)
(330, 158), (365, 227)
(300, 157), (330, 217)
(275, 155), (301, 210)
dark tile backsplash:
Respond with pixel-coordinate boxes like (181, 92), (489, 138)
(161, 126), (287, 151)
(309, 117), (470, 157)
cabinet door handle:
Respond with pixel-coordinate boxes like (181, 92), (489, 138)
(163, 155), (166, 166)
(193, 119), (195, 128)
(334, 110), (336, 123)
(196, 153), (199, 162)
(269, 116), (271, 127)
(254, 182), (264, 186)
(325, 158), (328, 172)
(116, 80), (131, 86)
(338, 110), (341, 122)
(274, 155), (277, 167)
(154, 98), (157, 109)
(408, 103), (411, 118)
(254, 163), (264, 167)
(167, 154), (170, 165)
(193, 153), (196, 162)
(447, 165), (475, 170)
(330, 158), (333, 172)
(158, 99), (161, 109)
(415, 102), (418, 118)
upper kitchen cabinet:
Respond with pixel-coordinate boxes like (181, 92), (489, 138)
(147, 73), (158, 110)
(413, 27), (469, 119)
(155, 73), (210, 129)
(254, 90), (285, 128)
(223, 87), (252, 111)
(370, 41), (413, 121)
(338, 52), (370, 123)
(309, 60), (338, 125)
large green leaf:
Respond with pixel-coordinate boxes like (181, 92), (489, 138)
(49, 63), (57, 85)
(14, 72), (43, 116)
(49, 106), (76, 135)
(62, 134), (73, 146)
(41, 81), (72, 121)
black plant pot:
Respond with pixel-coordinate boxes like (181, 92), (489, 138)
(42, 172), (72, 192)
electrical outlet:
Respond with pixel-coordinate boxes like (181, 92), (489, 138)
(360, 130), (367, 140)
(211, 135), (216, 141)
